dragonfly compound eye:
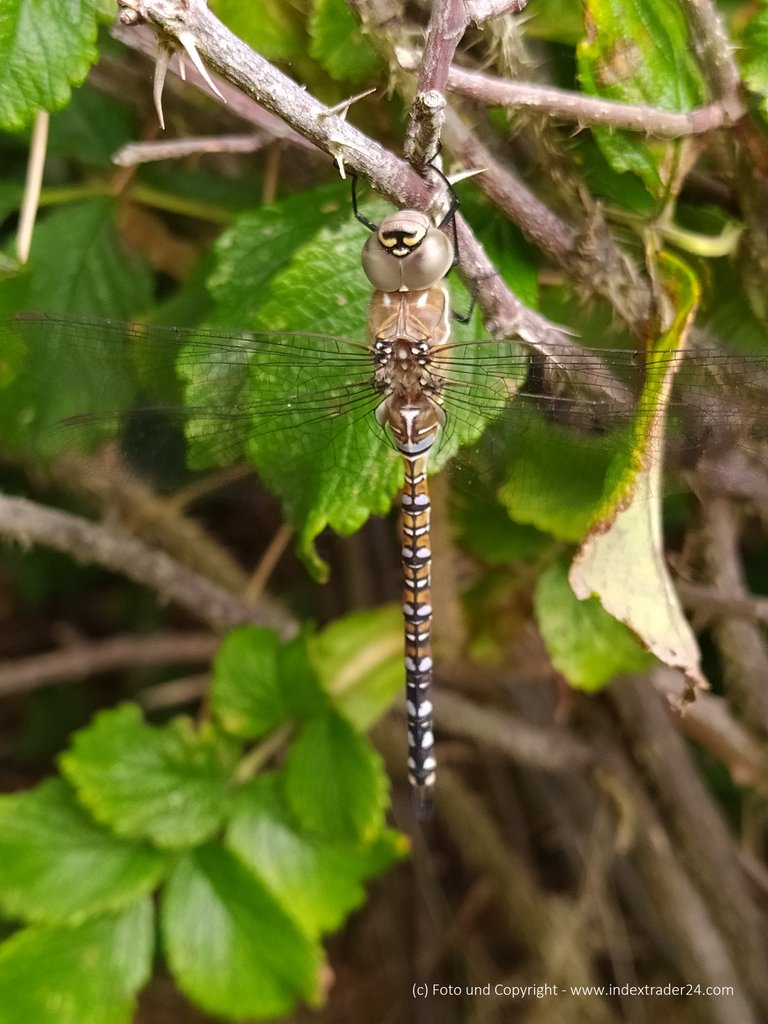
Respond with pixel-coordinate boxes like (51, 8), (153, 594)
(362, 210), (454, 292)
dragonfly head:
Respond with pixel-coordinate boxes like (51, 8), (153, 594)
(362, 210), (454, 292)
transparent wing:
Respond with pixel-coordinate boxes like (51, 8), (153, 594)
(0, 313), (380, 468)
(4, 312), (768, 518)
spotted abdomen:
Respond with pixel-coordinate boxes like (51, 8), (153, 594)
(401, 451), (436, 816)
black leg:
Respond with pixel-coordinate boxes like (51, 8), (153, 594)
(351, 175), (378, 233)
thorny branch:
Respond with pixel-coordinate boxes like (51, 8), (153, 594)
(432, 63), (739, 138)
(352, 0), (652, 331)
(115, 0), (456, 218)
(113, 0), (581, 358)
(677, 0), (744, 118)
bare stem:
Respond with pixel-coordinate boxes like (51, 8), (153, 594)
(609, 676), (768, 1012)
(698, 495), (768, 737)
(0, 632), (218, 697)
(440, 63), (737, 137)
(0, 491), (294, 635)
(113, 133), (269, 167)
(678, 0), (744, 119)
(16, 111), (49, 264)
(116, 0), (434, 210)
(403, 0), (465, 166)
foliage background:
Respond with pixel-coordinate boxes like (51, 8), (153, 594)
(1, 1), (768, 1023)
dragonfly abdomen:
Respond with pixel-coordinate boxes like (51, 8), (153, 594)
(401, 450), (436, 817)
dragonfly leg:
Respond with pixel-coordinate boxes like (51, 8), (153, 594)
(351, 174), (379, 233)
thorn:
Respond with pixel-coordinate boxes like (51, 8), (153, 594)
(153, 42), (172, 130)
(447, 167), (487, 185)
(326, 133), (373, 182)
(317, 92), (375, 181)
(178, 30), (224, 101)
(320, 88), (376, 121)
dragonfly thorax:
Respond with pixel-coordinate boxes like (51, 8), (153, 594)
(362, 210), (454, 292)
(376, 392), (445, 456)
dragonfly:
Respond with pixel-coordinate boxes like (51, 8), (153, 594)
(2, 199), (768, 817)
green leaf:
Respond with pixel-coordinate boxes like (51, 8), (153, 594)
(522, 0), (584, 44)
(209, 0), (307, 62)
(309, 0), (380, 82)
(311, 605), (402, 731)
(212, 627), (289, 738)
(0, 777), (168, 925)
(534, 557), (653, 691)
(1, 198), (152, 316)
(493, 408), (617, 541)
(212, 627), (327, 738)
(184, 207), (403, 581)
(569, 251), (706, 688)
(743, 3), (768, 122)
(208, 183), (349, 327)
(0, 199), (154, 452)
(162, 844), (323, 1020)
(573, 135), (658, 216)
(452, 480), (551, 564)
(0, 900), (153, 1024)
(0, 199), (154, 450)
(284, 710), (388, 841)
(60, 704), (237, 849)
(48, 83), (136, 166)
(228, 775), (406, 937)
(577, 0), (706, 197)
(0, 0), (114, 131)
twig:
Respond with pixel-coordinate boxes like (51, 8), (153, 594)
(698, 496), (768, 736)
(33, 453), (252, 595)
(139, 672), (210, 708)
(438, 63), (737, 137)
(114, 0), (590, 361)
(0, 632), (218, 697)
(243, 523), (293, 604)
(677, 579), (768, 628)
(608, 676), (768, 1010)
(0, 492), (293, 635)
(16, 111), (49, 264)
(116, 0), (433, 206)
(403, 0), (464, 167)
(652, 668), (768, 790)
(113, 133), (269, 166)
(677, 0), (744, 120)
(403, 90), (446, 170)
(443, 109), (576, 262)
(433, 687), (593, 770)
(442, 108), (650, 328)
(108, 27), (318, 154)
